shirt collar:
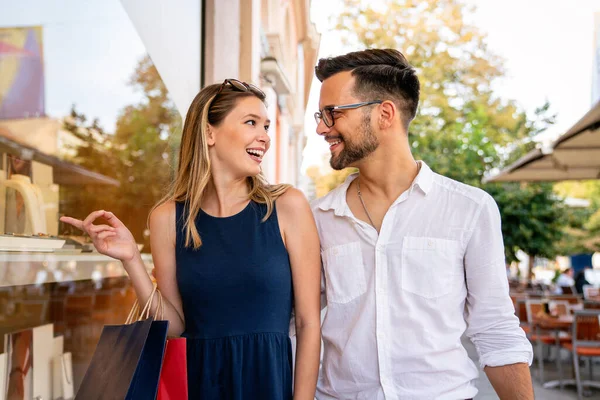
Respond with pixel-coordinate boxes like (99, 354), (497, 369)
(316, 172), (357, 217)
(317, 161), (434, 214)
(412, 160), (434, 195)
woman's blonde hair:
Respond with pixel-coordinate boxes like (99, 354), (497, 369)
(151, 82), (290, 249)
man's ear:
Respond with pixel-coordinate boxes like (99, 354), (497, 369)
(378, 100), (396, 130)
(206, 125), (216, 146)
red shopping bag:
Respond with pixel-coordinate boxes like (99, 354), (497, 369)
(157, 337), (188, 400)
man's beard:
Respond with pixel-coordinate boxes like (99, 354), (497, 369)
(330, 114), (379, 170)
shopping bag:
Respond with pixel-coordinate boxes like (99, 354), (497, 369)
(52, 335), (74, 400)
(33, 324), (54, 400)
(0, 352), (6, 400)
(52, 351), (74, 400)
(75, 285), (169, 400)
(157, 337), (188, 400)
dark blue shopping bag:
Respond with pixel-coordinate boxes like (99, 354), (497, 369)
(75, 286), (169, 400)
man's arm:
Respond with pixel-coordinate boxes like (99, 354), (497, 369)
(485, 363), (534, 400)
(463, 193), (534, 400)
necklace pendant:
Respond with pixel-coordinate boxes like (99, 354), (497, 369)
(356, 178), (376, 228)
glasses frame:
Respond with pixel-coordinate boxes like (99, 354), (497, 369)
(314, 101), (383, 128)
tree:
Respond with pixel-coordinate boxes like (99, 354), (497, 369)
(335, 0), (554, 180)
(60, 55), (181, 250)
(304, 0), (567, 279)
(306, 154), (357, 198)
(553, 181), (600, 255)
(486, 183), (565, 280)
(554, 181), (600, 208)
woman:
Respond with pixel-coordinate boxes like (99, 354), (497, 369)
(61, 79), (321, 399)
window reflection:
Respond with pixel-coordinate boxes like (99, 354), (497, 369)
(0, 2), (181, 247)
(5, 155), (33, 235)
(0, 277), (138, 391)
(1, 0), (181, 395)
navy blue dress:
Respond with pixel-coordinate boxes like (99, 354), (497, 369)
(175, 201), (293, 400)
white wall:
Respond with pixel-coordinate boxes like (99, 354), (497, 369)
(204, 0), (241, 85)
(593, 12), (600, 105)
(278, 114), (291, 184)
(120, 0), (201, 120)
(263, 85), (278, 184)
(239, 0), (262, 85)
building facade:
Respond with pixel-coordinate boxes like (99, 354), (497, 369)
(593, 12), (600, 105)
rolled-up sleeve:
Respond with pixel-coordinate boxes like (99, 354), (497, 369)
(464, 193), (533, 368)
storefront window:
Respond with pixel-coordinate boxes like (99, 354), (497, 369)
(0, 0), (191, 395)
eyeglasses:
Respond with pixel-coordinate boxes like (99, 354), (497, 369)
(217, 78), (265, 97)
(314, 101), (383, 128)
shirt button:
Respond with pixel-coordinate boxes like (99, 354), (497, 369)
(332, 248), (339, 255)
(428, 240), (433, 247)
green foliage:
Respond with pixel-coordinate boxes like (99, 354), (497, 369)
(306, 166), (356, 198)
(485, 183), (565, 263)
(554, 181), (600, 209)
(552, 182), (600, 255)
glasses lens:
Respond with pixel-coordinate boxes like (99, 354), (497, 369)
(314, 112), (322, 125)
(227, 79), (247, 91)
(247, 83), (265, 97)
(223, 79), (265, 97)
(323, 108), (333, 127)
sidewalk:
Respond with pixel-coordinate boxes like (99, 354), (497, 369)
(463, 336), (600, 399)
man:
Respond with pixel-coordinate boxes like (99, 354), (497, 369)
(554, 267), (575, 294)
(311, 49), (534, 399)
(575, 266), (591, 295)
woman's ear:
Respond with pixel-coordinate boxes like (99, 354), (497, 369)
(206, 125), (216, 146)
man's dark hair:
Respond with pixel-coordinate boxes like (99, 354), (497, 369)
(315, 48), (420, 127)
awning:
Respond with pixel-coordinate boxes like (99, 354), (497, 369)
(484, 101), (600, 183)
(0, 135), (120, 186)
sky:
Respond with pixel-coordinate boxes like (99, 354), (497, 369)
(301, 0), (600, 171)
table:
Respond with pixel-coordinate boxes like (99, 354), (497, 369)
(533, 314), (600, 396)
(532, 315), (573, 390)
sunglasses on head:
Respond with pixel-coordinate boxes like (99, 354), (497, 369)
(217, 78), (265, 97)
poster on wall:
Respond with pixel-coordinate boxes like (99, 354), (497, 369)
(0, 26), (45, 120)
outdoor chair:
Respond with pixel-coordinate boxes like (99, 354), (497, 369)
(562, 310), (600, 400)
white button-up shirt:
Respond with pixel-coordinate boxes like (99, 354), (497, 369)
(311, 162), (533, 400)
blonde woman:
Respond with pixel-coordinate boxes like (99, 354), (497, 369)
(61, 79), (321, 399)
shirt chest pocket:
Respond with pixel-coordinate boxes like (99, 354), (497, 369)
(401, 237), (463, 299)
(322, 242), (367, 304)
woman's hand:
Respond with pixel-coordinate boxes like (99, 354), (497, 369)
(60, 210), (139, 262)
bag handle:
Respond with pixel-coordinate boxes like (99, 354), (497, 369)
(140, 285), (158, 320)
(61, 353), (72, 385)
(125, 284), (162, 324)
(156, 289), (165, 321)
(160, 290), (165, 320)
